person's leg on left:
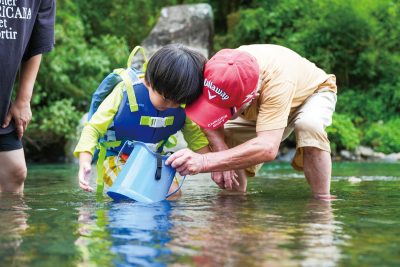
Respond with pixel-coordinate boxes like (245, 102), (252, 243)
(0, 149), (27, 194)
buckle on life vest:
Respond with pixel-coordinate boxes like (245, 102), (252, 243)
(140, 116), (174, 128)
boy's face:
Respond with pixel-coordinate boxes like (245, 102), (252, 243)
(145, 81), (180, 111)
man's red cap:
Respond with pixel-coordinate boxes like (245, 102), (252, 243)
(186, 49), (259, 129)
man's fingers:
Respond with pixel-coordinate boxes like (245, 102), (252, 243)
(169, 154), (188, 169)
(165, 149), (186, 165)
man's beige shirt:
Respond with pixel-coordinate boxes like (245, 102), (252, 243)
(237, 44), (336, 132)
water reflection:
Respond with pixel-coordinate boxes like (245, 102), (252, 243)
(76, 201), (173, 266)
(299, 199), (346, 267)
(0, 193), (30, 265)
(168, 193), (345, 266)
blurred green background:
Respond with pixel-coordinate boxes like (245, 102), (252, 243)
(26, 0), (400, 161)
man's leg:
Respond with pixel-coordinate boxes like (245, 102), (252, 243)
(0, 149), (27, 194)
(290, 86), (337, 199)
(303, 147), (331, 198)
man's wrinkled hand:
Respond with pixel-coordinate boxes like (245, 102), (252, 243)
(165, 148), (207, 176)
(2, 101), (32, 139)
(211, 171), (239, 190)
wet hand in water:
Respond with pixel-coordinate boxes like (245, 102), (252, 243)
(78, 162), (94, 192)
(212, 171), (239, 190)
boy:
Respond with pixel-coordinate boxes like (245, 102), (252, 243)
(74, 44), (210, 195)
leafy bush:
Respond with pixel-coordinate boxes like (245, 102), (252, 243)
(25, 99), (83, 162)
(28, 99), (82, 141)
(364, 119), (400, 153)
(326, 113), (360, 153)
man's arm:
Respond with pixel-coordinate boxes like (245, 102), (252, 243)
(165, 128), (284, 175)
(2, 54), (42, 139)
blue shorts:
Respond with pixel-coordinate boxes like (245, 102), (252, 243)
(0, 130), (23, 151)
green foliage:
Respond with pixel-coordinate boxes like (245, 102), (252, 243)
(326, 113), (360, 153)
(28, 0), (400, 159)
(28, 99), (82, 141)
(214, 0), (400, 154)
(364, 119), (400, 153)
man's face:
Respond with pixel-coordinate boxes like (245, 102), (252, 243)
(229, 92), (258, 121)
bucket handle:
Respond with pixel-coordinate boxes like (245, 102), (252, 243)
(116, 140), (133, 167)
(166, 175), (187, 198)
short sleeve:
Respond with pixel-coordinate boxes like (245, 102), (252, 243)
(181, 117), (209, 151)
(23, 0), (56, 61)
(256, 80), (296, 132)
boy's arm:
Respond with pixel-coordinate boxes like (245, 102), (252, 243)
(2, 54), (42, 139)
(73, 82), (124, 158)
(75, 83), (123, 191)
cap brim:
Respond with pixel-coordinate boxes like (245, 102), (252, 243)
(186, 96), (231, 129)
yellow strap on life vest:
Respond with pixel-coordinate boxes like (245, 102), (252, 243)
(127, 46), (148, 73)
(96, 140), (122, 195)
(113, 68), (138, 112)
(164, 135), (178, 149)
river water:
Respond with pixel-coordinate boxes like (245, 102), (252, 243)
(1, 162), (399, 266)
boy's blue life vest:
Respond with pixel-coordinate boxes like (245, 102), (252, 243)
(87, 46), (185, 193)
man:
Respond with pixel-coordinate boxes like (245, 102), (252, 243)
(0, 0), (56, 193)
(166, 44), (337, 200)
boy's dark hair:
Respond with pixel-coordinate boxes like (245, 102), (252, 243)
(145, 44), (207, 105)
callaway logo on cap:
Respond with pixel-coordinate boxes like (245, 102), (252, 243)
(186, 49), (259, 129)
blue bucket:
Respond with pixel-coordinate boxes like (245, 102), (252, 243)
(107, 141), (183, 203)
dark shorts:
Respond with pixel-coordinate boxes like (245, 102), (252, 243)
(0, 131), (23, 152)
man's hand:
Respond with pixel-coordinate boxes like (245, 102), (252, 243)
(165, 148), (208, 176)
(211, 170), (239, 190)
(2, 100), (32, 139)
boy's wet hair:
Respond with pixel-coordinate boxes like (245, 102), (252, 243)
(145, 44), (207, 105)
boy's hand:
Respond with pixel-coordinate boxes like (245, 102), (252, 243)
(78, 162), (93, 192)
(78, 152), (94, 192)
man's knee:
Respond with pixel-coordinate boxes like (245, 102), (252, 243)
(294, 116), (325, 135)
